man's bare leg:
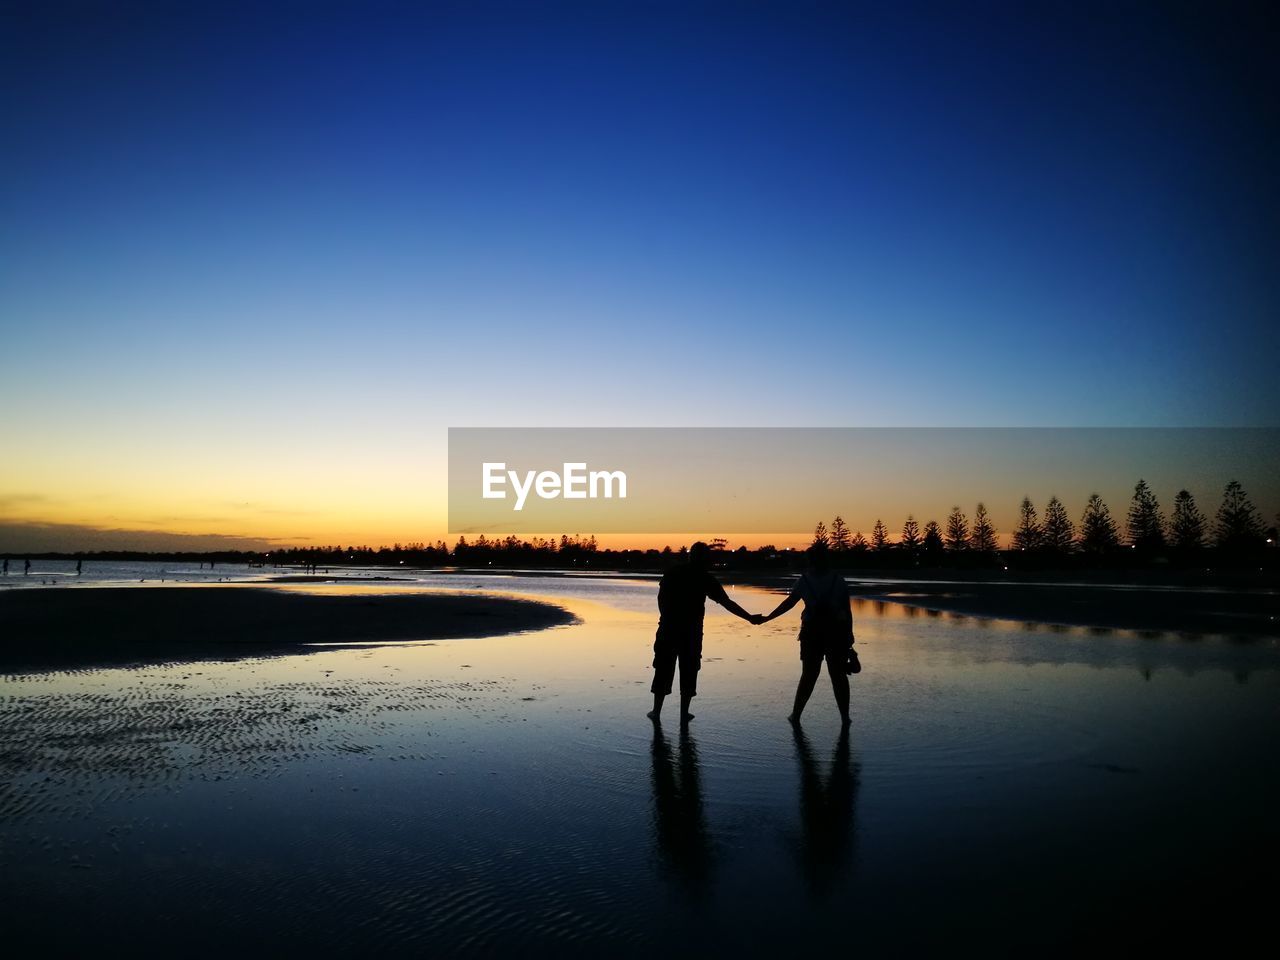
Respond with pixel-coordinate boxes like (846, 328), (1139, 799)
(648, 692), (665, 720)
(679, 692), (695, 723)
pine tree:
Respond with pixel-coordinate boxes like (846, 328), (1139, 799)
(1012, 497), (1041, 551)
(1042, 496), (1075, 554)
(1169, 489), (1206, 552)
(1080, 494), (1119, 555)
(1214, 480), (1263, 550)
(944, 507), (968, 552)
(850, 531), (868, 552)
(872, 519), (889, 552)
(1126, 479), (1166, 552)
(812, 521), (829, 548)
(830, 516), (851, 551)
(900, 516), (921, 550)
(922, 520), (944, 561)
(969, 503), (998, 554)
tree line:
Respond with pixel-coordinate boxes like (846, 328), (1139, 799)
(809, 479), (1274, 568)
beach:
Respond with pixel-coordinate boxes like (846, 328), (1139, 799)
(0, 572), (1276, 951)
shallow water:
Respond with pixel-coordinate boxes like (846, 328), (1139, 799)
(1, 576), (1276, 951)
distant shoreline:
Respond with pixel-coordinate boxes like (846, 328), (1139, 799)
(0, 586), (577, 673)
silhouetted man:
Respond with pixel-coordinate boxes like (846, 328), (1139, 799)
(649, 541), (758, 724)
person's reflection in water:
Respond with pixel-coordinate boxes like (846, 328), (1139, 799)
(793, 724), (859, 898)
(650, 723), (713, 899)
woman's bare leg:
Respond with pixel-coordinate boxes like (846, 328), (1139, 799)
(789, 660), (822, 722)
(826, 654), (851, 724)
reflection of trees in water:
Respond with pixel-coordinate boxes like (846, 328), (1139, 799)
(793, 726), (860, 899)
(650, 725), (713, 898)
(1140, 663), (1252, 682)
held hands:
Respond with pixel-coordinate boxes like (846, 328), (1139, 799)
(749, 613), (768, 625)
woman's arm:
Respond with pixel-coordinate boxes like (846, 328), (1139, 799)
(762, 592), (800, 622)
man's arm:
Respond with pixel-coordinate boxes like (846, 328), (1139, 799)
(656, 574), (670, 618)
(706, 576), (758, 624)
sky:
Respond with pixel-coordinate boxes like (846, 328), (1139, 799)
(2, 1), (1278, 550)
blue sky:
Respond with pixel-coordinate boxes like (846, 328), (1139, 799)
(2, 1), (1277, 545)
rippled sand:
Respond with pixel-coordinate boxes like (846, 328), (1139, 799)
(1, 578), (1277, 952)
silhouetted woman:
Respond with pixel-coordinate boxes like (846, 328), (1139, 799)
(761, 541), (857, 725)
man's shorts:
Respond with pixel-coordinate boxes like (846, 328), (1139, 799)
(651, 625), (701, 697)
(798, 619), (852, 665)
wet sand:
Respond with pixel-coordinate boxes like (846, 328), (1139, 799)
(0, 586), (577, 672)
